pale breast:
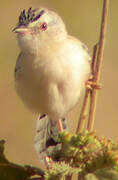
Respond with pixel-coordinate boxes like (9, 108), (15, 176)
(14, 38), (91, 118)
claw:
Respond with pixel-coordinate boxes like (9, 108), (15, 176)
(85, 75), (101, 90)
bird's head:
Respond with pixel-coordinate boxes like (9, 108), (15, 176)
(13, 7), (67, 53)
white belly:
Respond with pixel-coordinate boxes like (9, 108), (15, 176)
(15, 41), (90, 118)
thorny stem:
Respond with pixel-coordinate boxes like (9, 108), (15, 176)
(76, 0), (109, 133)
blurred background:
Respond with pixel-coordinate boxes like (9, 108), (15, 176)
(0, 0), (117, 168)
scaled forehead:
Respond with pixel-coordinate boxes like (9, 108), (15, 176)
(18, 7), (49, 26)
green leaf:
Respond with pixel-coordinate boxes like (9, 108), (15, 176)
(95, 168), (118, 180)
(84, 173), (99, 180)
(0, 140), (9, 163)
(0, 164), (29, 180)
(85, 168), (118, 180)
(45, 162), (81, 180)
(0, 139), (44, 180)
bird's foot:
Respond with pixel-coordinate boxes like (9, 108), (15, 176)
(85, 75), (101, 90)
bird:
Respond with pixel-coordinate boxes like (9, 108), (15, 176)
(13, 7), (91, 161)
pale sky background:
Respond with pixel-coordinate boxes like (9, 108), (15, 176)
(0, 0), (117, 168)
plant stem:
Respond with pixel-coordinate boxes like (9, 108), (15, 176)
(76, 89), (90, 133)
(76, 44), (98, 134)
(66, 175), (72, 180)
(76, 0), (109, 133)
(87, 0), (109, 131)
(91, 44), (99, 75)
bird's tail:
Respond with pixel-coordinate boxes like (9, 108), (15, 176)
(34, 115), (68, 160)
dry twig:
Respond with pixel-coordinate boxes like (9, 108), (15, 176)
(87, 0), (109, 131)
(76, 0), (109, 133)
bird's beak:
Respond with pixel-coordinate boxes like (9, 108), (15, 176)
(12, 26), (29, 33)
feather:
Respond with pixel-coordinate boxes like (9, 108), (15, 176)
(34, 115), (68, 159)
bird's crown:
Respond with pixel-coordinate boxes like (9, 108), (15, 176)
(18, 7), (45, 26)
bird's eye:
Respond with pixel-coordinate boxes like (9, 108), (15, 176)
(40, 22), (47, 31)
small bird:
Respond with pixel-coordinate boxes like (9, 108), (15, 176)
(13, 7), (91, 160)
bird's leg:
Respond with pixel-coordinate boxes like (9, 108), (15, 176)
(57, 119), (63, 132)
(85, 74), (101, 90)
